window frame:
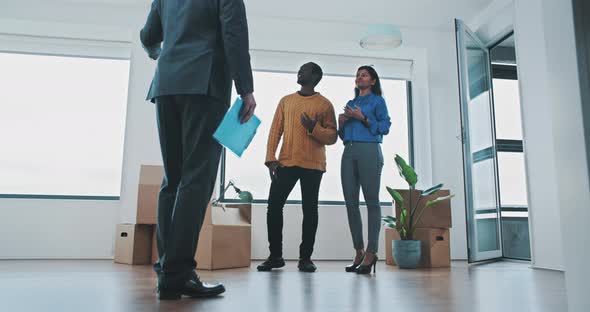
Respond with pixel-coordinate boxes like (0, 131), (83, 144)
(0, 38), (131, 200)
(218, 71), (414, 207)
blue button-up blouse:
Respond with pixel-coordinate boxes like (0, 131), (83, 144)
(338, 93), (392, 143)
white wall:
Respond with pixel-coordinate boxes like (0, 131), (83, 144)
(0, 1), (142, 259)
(422, 31), (467, 260)
(512, 0), (566, 271)
(0, 2), (468, 260)
(524, 0), (590, 310)
(0, 199), (119, 259)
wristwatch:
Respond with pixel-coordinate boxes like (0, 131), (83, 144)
(362, 116), (369, 126)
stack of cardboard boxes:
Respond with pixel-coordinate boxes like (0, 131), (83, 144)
(385, 189), (452, 268)
(114, 165), (161, 265)
(114, 165), (252, 270)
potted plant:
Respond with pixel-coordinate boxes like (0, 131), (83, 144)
(382, 155), (454, 269)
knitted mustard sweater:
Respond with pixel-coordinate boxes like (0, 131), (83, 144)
(265, 92), (338, 172)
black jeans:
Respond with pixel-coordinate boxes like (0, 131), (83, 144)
(266, 166), (323, 260)
(152, 95), (227, 282)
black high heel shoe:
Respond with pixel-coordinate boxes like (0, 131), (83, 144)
(345, 261), (361, 272)
(345, 253), (364, 272)
(356, 255), (378, 274)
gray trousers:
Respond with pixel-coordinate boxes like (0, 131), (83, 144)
(341, 142), (384, 253)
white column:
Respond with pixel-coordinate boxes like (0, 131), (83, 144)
(513, 0), (564, 271)
(516, 0), (590, 310)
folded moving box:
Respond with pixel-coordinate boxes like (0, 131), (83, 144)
(137, 165), (252, 269)
(195, 202), (252, 270)
(150, 203), (252, 270)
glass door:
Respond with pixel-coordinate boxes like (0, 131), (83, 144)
(455, 19), (503, 262)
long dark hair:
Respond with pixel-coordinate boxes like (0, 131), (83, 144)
(354, 65), (382, 98)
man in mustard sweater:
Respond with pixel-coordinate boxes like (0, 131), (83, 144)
(258, 62), (338, 272)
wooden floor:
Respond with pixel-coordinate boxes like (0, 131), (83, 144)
(0, 260), (565, 312)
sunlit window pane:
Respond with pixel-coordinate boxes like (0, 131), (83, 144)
(0, 53), (130, 197)
(225, 71), (410, 203)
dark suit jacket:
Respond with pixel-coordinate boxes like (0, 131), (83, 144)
(140, 0), (254, 103)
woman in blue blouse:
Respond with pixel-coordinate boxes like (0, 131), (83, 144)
(338, 66), (391, 274)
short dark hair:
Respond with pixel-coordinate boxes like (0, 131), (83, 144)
(354, 65), (382, 97)
(308, 62), (323, 86)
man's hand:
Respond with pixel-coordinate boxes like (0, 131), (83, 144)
(338, 113), (349, 128)
(300, 112), (319, 132)
(266, 161), (280, 181)
(240, 93), (257, 124)
(142, 44), (161, 60)
(344, 105), (365, 121)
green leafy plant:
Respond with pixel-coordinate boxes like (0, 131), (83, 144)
(382, 155), (454, 240)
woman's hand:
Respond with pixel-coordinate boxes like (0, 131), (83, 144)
(344, 105), (365, 121)
(338, 113), (349, 128)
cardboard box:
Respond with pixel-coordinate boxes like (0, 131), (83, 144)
(195, 203), (252, 270)
(136, 165), (163, 225)
(394, 189), (452, 229)
(114, 224), (153, 265)
(414, 228), (450, 268)
(384, 227), (450, 268)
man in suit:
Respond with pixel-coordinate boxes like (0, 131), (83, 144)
(140, 0), (256, 300)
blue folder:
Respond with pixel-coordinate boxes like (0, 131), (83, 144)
(213, 98), (261, 157)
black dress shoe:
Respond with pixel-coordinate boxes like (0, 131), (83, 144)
(298, 259), (317, 272)
(157, 272), (225, 300)
(257, 257), (286, 271)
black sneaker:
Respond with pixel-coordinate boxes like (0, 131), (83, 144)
(257, 256), (286, 271)
(298, 259), (317, 272)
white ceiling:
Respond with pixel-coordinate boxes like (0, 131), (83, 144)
(45, 0), (493, 29)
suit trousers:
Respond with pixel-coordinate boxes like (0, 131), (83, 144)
(152, 95), (227, 282)
(266, 166), (323, 260)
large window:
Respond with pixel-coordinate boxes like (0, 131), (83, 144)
(493, 77), (528, 208)
(223, 70), (411, 204)
(493, 76), (528, 209)
(0, 52), (130, 198)
(492, 61), (531, 260)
